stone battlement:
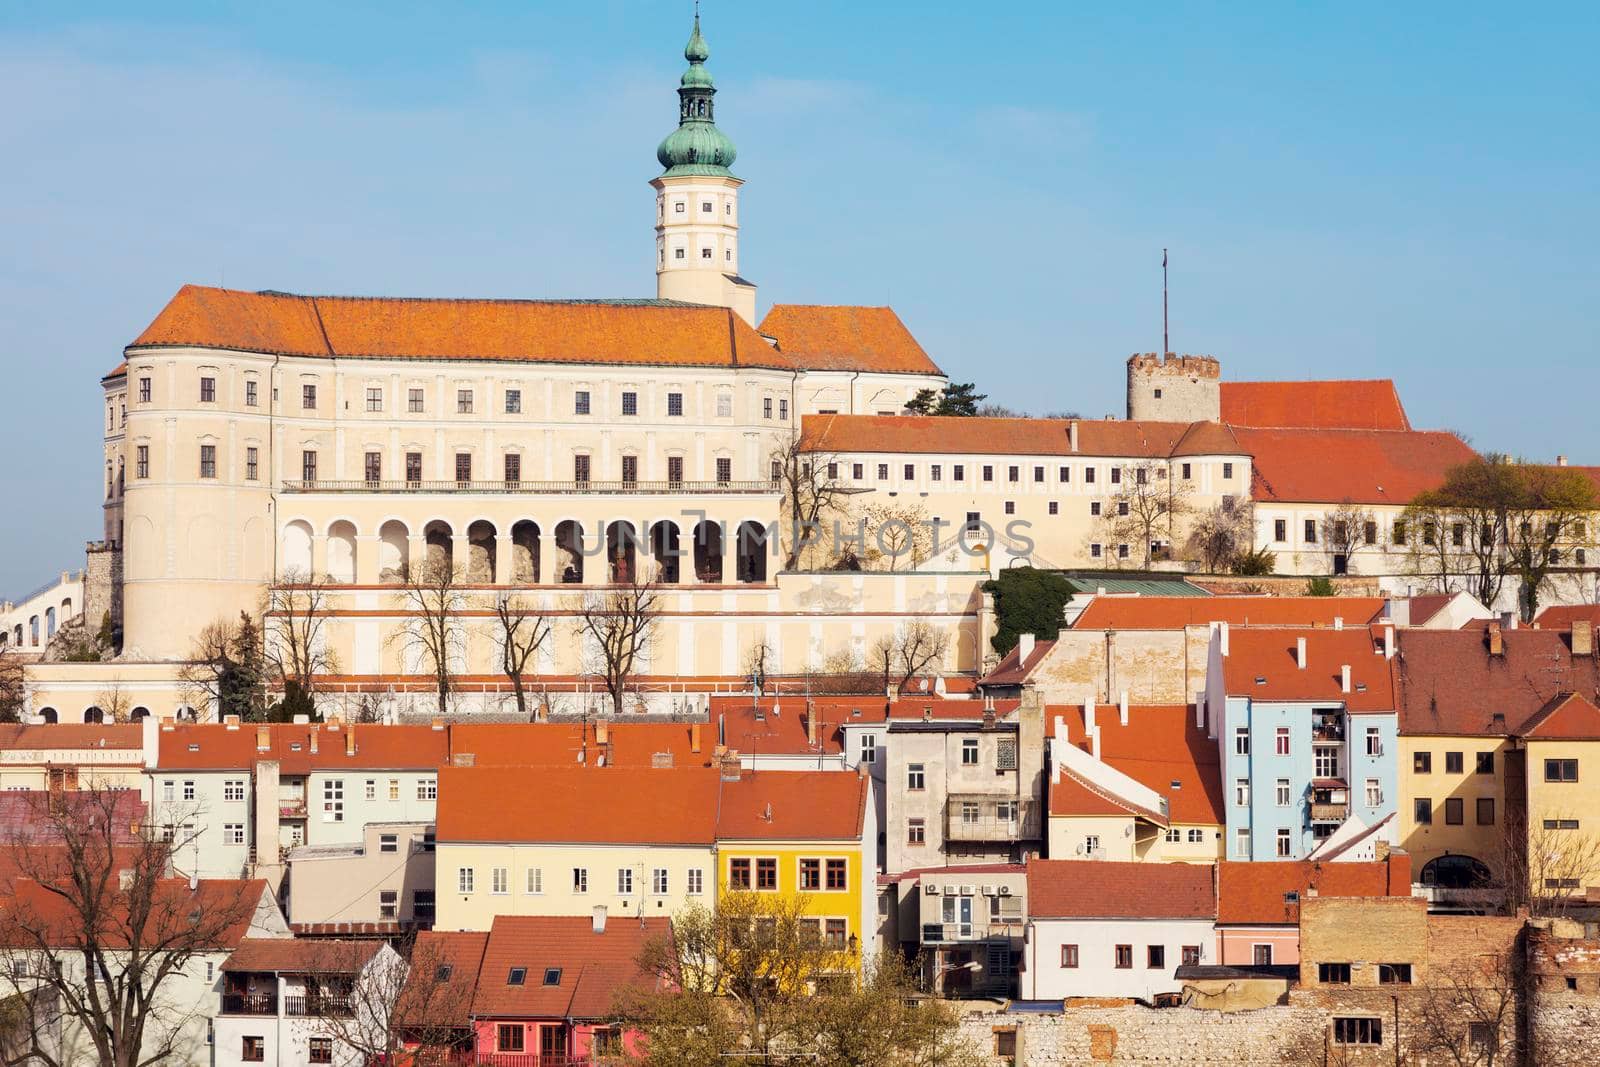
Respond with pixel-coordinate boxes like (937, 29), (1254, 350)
(1127, 352), (1222, 379)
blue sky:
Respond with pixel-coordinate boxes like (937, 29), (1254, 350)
(1, 2), (1596, 595)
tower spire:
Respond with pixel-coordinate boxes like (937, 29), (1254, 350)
(656, 6), (735, 176)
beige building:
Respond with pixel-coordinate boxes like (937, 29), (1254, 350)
(284, 820), (436, 929)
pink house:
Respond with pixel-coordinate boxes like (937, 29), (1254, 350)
(1214, 853), (1411, 967)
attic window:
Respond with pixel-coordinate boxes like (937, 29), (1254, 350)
(1255, 677), (1266, 685)
(289, 743), (302, 751)
(1356, 683), (1368, 692)
(187, 744), (199, 752)
(435, 965), (452, 982)
(542, 967), (562, 986)
(1284, 890), (1300, 904)
(1170, 780), (1182, 790)
(507, 967), (526, 985)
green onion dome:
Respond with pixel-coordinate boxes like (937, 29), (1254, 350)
(656, 13), (736, 176)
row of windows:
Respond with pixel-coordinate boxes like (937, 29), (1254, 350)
(458, 865), (705, 896)
(823, 461), (1234, 486)
(1059, 943), (1202, 970)
(1413, 797), (1496, 826)
(1232, 725), (1384, 758)
(160, 776), (435, 803)
(726, 856), (850, 892)
(1412, 750), (1496, 774)
(1275, 516), (1590, 548)
(1234, 778), (1386, 808)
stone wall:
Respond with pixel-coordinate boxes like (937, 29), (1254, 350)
(82, 541), (121, 642)
(1190, 574), (1383, 597)
(957, 1004), (1327, 1065)
(1125, 353), (1222, 424)
(1527, 923), (1600, 1062)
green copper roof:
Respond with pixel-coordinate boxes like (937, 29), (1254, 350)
(657, 11), (736, 177)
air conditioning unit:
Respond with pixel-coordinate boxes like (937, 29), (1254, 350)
(943, 885), (957, 896)
(980, 885), (996, 897)
(959, 885), (976, 897)
(923, 883), (939, 895)
(998, 886), (1013, 897)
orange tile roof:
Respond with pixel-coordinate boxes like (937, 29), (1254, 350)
(0, 723), (145, 751)
(127, 285), (790, 370)
(715, 770), (867, 841)
(471, 915), (670, 1020)
(1535, 604), (1600, 631)
(448, 722), (711, 769)
(1048, 764), (1166, 824)
(1233, 426), (1475, 505)
(1070, 595), (1386, 631)
(154, 722), (448, 772)
(979, 639), (1057, 686)
(1395, 629), (1600, 736)
(1216, 855), (1411, 925)
(437, 765), (722, 845)
(758, 304), (942, 375)
(1221, 380), (1412, 431)
(223, 937), (381, 974)
(1048, 704), (1224, 825)
(1027, 859), (1215, 920)
(399, 930), (487, 1030)
(799, 414), (1244, 459)
(1221, 627), (1398, 711)
(1520, 693), (1600, 741)
(0, 877), (267, 949)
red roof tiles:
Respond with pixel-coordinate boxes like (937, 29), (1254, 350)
(1535, 604), (1600, 632)
(448, 722), (710, 769)
(798, 414), (1245, 459)
(1234, 426), (1475, 505)
(1221, 380), (1412, 431)
(437, 765), (721, 845)
(223, 937), (381, 974)
(471, 915), (670, 1020)
(715, 771), (867, 841)
(400, 931), (488, 1030)
(1027, 859), (1215, 920)
(1222, 627), (1398, 711)
(155, 722), (448, 772)
(1048, 704), (1224, 825)
(1520, 693), (1600, 741)
(1395, 629), (1600, 736)
(0, 723), (144, 752)
(1216, 856), (1411, 925)
(1070, 596), (1386, 631)
(758, 305), (942, 376)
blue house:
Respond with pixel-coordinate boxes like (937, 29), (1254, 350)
(1206, 624), (1399, 861)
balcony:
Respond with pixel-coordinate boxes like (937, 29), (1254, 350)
(284, 993), (354, 1018)
(280, 478), (778, 496)
(920, 920), (1024, 944)
(1310, 801), (1349, 823)
(220, 993), (277, 1016)
(278, 799), (307, 819)
(943, 797), (1041, 843)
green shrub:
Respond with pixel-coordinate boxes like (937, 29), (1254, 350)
(982, 567), (1074, 656)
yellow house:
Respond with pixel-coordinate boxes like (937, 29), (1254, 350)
(1516, 693), (1600, 897)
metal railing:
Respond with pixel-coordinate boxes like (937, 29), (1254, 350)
(920, 920), (1025, 944)
(280, 479), (777, 495)
(943, 798), (1041, 842)
(220, 992), (277, 1016)
(284, 993), (354, 1017)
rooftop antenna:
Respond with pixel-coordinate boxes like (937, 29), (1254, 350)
(1162, 248), (1169, 355)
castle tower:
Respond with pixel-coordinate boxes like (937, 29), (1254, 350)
(1126, 353), (1222, 422)
(651, 11), (757, 324)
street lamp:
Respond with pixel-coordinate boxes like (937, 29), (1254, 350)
(933, 959), (980, 995)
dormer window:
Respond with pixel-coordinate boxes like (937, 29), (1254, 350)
(543, 968), (562, 986)
(507, 967), (526, 986)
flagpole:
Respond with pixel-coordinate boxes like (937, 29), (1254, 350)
(1162, 248), (1169, 355)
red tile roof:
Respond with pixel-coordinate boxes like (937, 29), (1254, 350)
(979, 640), (1057, 687)
(155, 722), (448, 772)
(1520, 693), (1600, 741)
(399, 931), (488, 1030)
(1048, 704), (1224, 825)
(1535, 604), (1600, 631)
(223, 937), (382, 974)
(715, 770), (867, 841)
(1222, 627), (1398, 711)
(0, 723), (144, 751)
(1395, 629), (1600, 736)
(1070, 596), (1386, 631)
(0, 791), (146, 844)
(1048, 765), (1166, 824)
(1027, 859), (1215, 920)
(1216, 856), (1411, 925)
(0, 877), (268, 949)
(758, 305), (942, 376)
(448, 722), (711, 769)
(1234, 426), (1475, 505)
(798, 414), (1244, 459)
(470, 915), (670, 1020)
(128, 285), (790, 370)
(1221, 380), (1412, 431)
(437, 765), (721, 845)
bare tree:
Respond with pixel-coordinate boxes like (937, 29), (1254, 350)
(495, 593), (552, 721)
(0, 657), (25, 724)
(1498, 808), (1600, 919)
(1319, 500), (1377, 576)
(871, 620), (950, 693)
(0, 790), (257, 1067)
(92, 679), (131, 725)
(263, 570), (337, 714)
(313, 938), (470, 1065)
(1411, 949), (1528, 1067)
(1093, 461), (1193, 568)
(773, 428), (853, 570)
(395, 561), (464, 718)
(575, 566), (661, 718)
(860, 501), (934, 572)
(1184, 500), (1256, 573)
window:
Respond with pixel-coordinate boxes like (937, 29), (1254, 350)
(574, 454), (591, 484)
(162, 780), (174, 803)
(962, 738), (979, 765)
(1478, 797), (1495, 825)
(952, 463), (965, 481)
(378, 890), (398, 920)
(571, 389), (592, 416)
(388, 778), (399, 801)
(244, 447), (258, 481)
(621, 391), (638, 416)
(1048, 501), (1058, 515)
(1147, 945), (1165, 969)
(200, 376), (216, 403)
(454, 453), (472, 484)
(1276, 828), (1292, 857)
(1379, 963), (1413, 984)
(1477, 751), (1495, 774)
(497, 1024), (524, 1052)
(621, 455), (638, 485)
(1469, 1023), (1495, 1051)
(301, 450), (318, 483)
(618, 868), (634, 894)
(715, 393), (732, 418)
(1084, 466), (1096, 484)
(1253, 944), (1273, 965)
(502, 453), (521, 484)
(827, 462), (839, 480)
(1414, 752), (1432, 774)
(908, 818), (925, 845)
(1446, 751), (1464, 774)
(1365, 727), (1381, 757)
(138, 376), (152, 403)
(688, 868), (704, 895)
(136, 445), (149, 479)
(757, 858), (778, 891)
(1223, 462), (1234, 478)
(1275, 727), (1290, 755)
(1181, 462), (1192, 480)
(651, 867), (668, 895)
(361, 386), (382, 413)
(1061, 944), (1079, 968)
(242, 1037), (265, 1062)
(1543, 818), (1581, 830)
(907, 764), (925, 790)
(403, 451), (422, 485)
(1182, 945), (1201, 967)
(1414, 798), (1432, 825)
(572, 867), (589, 893)
(1235, 779), (1250, 806)
(1366, 778), (1382, 806)
(199, 445), (217, 479)
(1444, 797), (1464, 825)
(716, 457), (732, 485)
(224, 779), (245, 802)
(1114, 944), (1133, 968)
(1333, 1017), (1382, 1046)
(981, 464), (994, 482)
(1319, 962), (1352, 984)
(729, 858), (751, 890)
(223, 823), (244, 845)
(1304, 519), (1317, 543)
(363, 451), (382, 484)
(799, 858), (822, 891)
(1546, 758), (1579, 783)
(456, 389), (473, 413)
(1110, 467), (1121, 485)
(302, 383), (316, 409)
(1004, 501), (1015, 515)
(826, 858), (847, 891)
(903, 463), (916, 480)
(1274, 518), (1287, 542)
(1188, 828), (1203, 843)
(1234, 728), (1250, 756)
(1276, 778), (1291, 806)
(859, 734), (877, 763)
(458, 867), (475, 893)
(1235, 828), (1250, 857)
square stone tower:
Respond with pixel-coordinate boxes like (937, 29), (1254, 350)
(1126, 353), (1221, 423)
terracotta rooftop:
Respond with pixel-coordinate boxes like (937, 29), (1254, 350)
(1216, 855), (1411, 925)
(1070, 596), (1386, 631)
(1234, 426), (1475, 505)
(1519, 693), (1600, 741)
(223, 937), (381, 974)
(1048, 764), (1166, 825)
(126, 285), (791, 371)
(470, 915), (670, 1020)
(979, 639), (1057, 687)
(1535, 604), (1600, 632)
(1027, 859), (1215, 920)
(154, 722), (448, 772)
(715, 770), (867, 841)
(1222, 627), (1398, 711)
(399, 931), (488, 1030)
(0, 877), (267, 949)
(0, 791), (146, 844)
(0, 723), (144, 752)
(1048, 704), (1224, 825)
(758, 304), (942, 376)
(448, 722), (711, 769)
(437, 765), (721, 845)
(1395, 628), (1600, 736)
(798, 414), (1244, 459)
(1220, 380), (1412, 431)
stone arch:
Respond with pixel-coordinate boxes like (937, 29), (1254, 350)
(555, 521), (584, 584)
(1419, 854), (1492, 889)
(649, 521), (681, 584)
(378, 520), (410, 582)
(607, 521), (639, 584)
(327, 520), (357, 584)
(424, 521), (454, 578)
(467, 520), (497, 583)
(131, 707), (151, 720)
(29, 616), (39, 646)
(694, 521), (723, 583)
(736, 521), (769, 583)
(60, 597), (73, 619)
(45, 607), (57, 638)
(511, 521), (541, 583)
(281, 520), (314, 579)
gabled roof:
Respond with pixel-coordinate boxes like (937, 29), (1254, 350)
(0, 878), (268, 949)
(1222, 627), (1398, 711)
(436, 766), (721, 846)
(155, 722), (448, 773)
(1048, 764), (1167, 825)
(1234, 426), (1475, 505)
(1395, 629), (1600, 736)
(758, 305), (942, 376)
(1221, 380), (1412, 431)
(797, 414), (1245, 459)
(470, 915), (670, 1020)
(1048, 704), (1224, 825)
(398, 931), (488, 1030)
(448, 722), (711, 769)
(223, 937), (381, 974)
(979, 639), (1057, 687)
(1070, 595), (1386, 631)
(715, 771), (867, 841)
(1535, 604), (1600, 632)
(126, 285), (790, 371)
(1216, 855), (1410, 925)
(1520, 693), (1600, 741)
(0, 723), (144, 752)
(1027, 859), (1215, 920)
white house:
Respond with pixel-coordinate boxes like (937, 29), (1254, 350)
(1020, 859), (1216, 1002)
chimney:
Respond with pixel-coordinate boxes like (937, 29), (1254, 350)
(223, 714), (240, 730)
(1340, 665), (1352, 694)
(1296, 637), (1307, 670)
(1383, 625), (1395, 660)
(1333, 616), (1343, 631)
(1091, 725), (1101, 761)
(1118, 691), (1129, 727)
(345, 725), (356, 757)
(592, 905), (607, 934)
(806, 708), (818, 748)
(691, 722), (702, 754)
(1018, 633), (1035, 661)
(597, 722), (609, 745)
(1218, 621), (1230, 657)
(1574, 619), (1595, 657)
(255, 726), (270, 752)
(1499, 611), (1518, 631)
(308, 727), (319, 755)
(1557, 455), (1569, 467)
(1489, 622), (1504, 657)
(1069, 420), (1079, 453)
(1082, 700), (1095, 744)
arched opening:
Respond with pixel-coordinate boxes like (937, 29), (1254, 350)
(176, 705), (197, 722)
(281, 520), (314, 578)
(467, 521), (497, 583)
(10, 625), (19, 648)
(607, 522), (639, 584)
(736, 521), (769, 583)
(38, 707), (57, 724)
(1420, 854), (1493, 889)
(511, 521), (541, 583)
(45, 607), (57, 638)
(424, 521), (455, 579)
(327, 520), (357, 583)
(650, 521), (681, 584)
(61, 597), (73, 618)
(131, 707), (150, 720)
(555, 521), (584, 584)
(83, 707), (104, 724)
(29, 616), (40, 646)
(694, 521), (723, 583)
(378, 520), (410, 582)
